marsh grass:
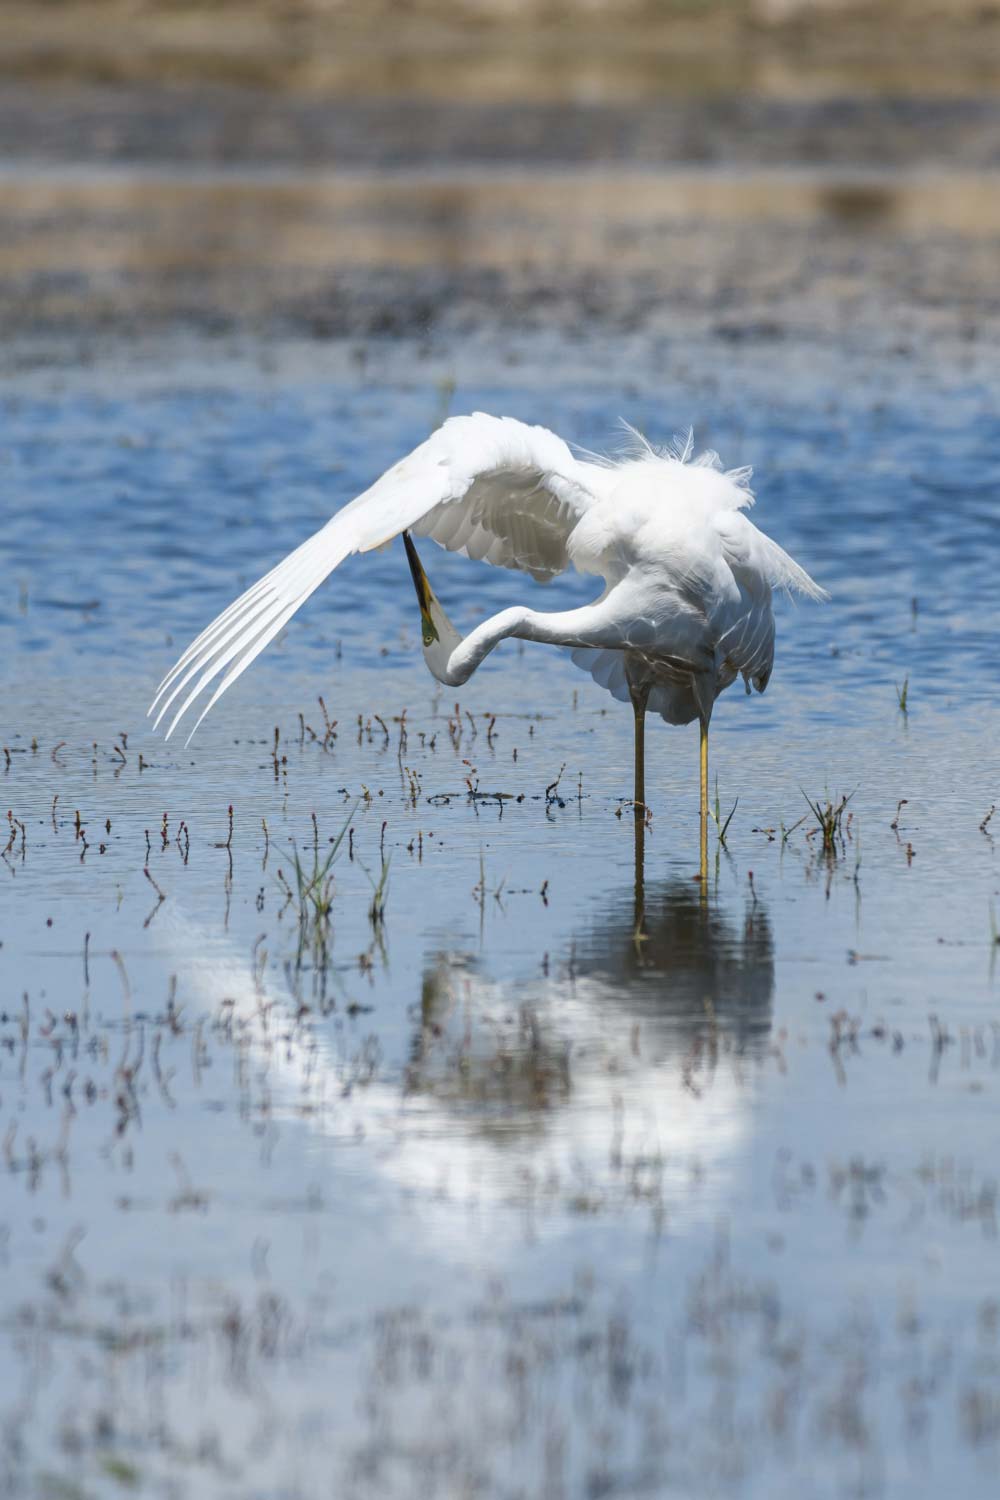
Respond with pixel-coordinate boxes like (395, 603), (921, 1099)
(709, 776), (738, 848)
(473, 848), (508, 915)
(363, 850), (391, 929)
(803, 790), (854, 855)
(289, 842), (337, 923)
(781, 812), (807, 846)
(287, 802), (356, 964)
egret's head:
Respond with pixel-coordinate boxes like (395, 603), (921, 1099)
(403, 531), (462, 683)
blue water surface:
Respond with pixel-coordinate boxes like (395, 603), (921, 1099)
(1, 345), (999, 1499)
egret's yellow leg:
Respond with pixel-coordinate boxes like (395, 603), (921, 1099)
(699, 719), (709, 880)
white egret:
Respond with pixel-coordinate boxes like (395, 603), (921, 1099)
(149, 412), (826, 859)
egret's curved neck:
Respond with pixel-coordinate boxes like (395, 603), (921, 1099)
(403, 531), (622, 688)
(440, 606), (532, 686)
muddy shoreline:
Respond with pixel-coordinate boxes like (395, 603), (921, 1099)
(4, 82), (1000, 171)
(1, 162), (997, 372)
(3, 5), (999, 371)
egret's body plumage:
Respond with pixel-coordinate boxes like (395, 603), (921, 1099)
(150, 412), (825, 856)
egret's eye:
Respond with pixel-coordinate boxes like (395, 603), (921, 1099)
(421, 614), (439, 647)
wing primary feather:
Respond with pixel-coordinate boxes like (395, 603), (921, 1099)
(162, 547), (343, 738)
(150, 528), (327, 706)
(173, 596), (305, 745)
(151, 537), (320, 712)
(176, 544), (361, 743)
(152, 520), (353, 731)
(152, 584), (283, 730)
(150, 574), (274, 710)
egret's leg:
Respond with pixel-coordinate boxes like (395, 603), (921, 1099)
(626, 681), (650, 941)
(629, 683), (650, 820)
(633, 810), (646, 944)
(699, 719), (709, 880)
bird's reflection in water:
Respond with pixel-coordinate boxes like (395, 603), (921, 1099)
(605, 818), (773, 1045)
(161, 830), (774, 1233)
(406, 828), (774, 1166)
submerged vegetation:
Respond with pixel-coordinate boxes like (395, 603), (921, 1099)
(709, 775), (738, 849)
(286, 802), (356, 967)
(803, 789), (855, 856)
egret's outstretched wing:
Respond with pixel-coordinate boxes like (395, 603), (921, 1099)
(149, 413), (602, 742)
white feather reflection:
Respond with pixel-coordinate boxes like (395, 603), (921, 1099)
(384, 877), (773, 1234)
(160, 871), (773, 1245)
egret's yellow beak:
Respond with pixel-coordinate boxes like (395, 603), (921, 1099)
(403, 530), (440, 646)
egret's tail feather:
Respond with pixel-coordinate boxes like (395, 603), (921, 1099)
(761, 537), (829, 602)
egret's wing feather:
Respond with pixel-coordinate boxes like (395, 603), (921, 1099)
(711, 509), (824, 693)
(715, 601), (776, 693)
(568, 647), (633, 706)
(412, 468), (591, 582)
(149, 412), (602, 742)
(713, 510), (828, 602)
(568, 503), (825, 721)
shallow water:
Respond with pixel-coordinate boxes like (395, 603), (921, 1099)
(2, 350), (1000, 1498)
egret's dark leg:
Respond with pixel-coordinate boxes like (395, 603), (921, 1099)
(633, 806), (646, 942)
(699, 718), (709, 881)
(629, 684), (650, 820)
